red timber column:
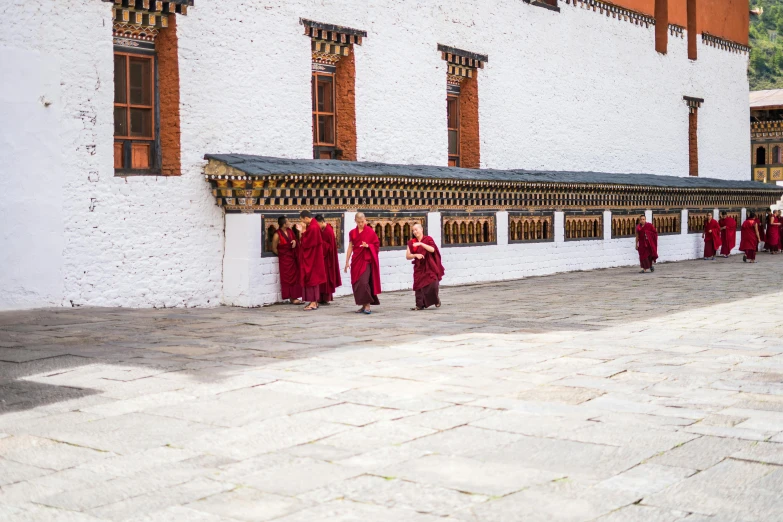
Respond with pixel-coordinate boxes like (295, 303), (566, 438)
(460, 75), (481, 169)
(684, 96), (704, 177)
(687, 0), (697, 60)
(157, 16), (182, 176)
(655, 0), (669, 54)
(335, 50), (357, 161)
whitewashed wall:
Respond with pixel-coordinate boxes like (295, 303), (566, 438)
(0, 0), (751, 310)
(223, 209), (744, 307)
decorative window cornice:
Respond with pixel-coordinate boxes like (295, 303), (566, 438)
(438, 44), (487, 80)
(106, 0), (193, 43)
(684, 96), (704, 113)
(301, 19), (367, 45)
(702, 33), (750, 54)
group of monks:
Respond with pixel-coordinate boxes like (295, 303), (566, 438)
(739, 209), (783, 263)
(272, 211), (445, 314)
(635, 209), (782, 271)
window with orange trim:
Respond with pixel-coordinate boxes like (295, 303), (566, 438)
(447, 95), (460, 167)
(114, 52), (156, 171)
(312, 72), (336, 159)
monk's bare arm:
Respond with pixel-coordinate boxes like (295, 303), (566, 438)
(405, 247), (415, 260)
(418, 243), (435, 253)
(344, 242), (353, 272)
(755, 223), (761, 242)
(271, 233), (280, 255)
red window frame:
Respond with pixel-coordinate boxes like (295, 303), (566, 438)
(447, 94), (460, 167)
(114, 52), (155, 171)
(312, 72), (336, 159)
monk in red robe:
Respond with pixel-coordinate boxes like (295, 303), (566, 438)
(740, 212), (761, 263)
(344, 212), (381, 315)
(316, 214), (342, 304)
(766, 211), (781, 254)
(271, 216), (302, 304)
(718, 211), (737, 258)
(702, 214), (721, 260)
(406, 223), (445, 310)
(297, 210), (327, 311)
(776, 210), (783, 251)
(635, 215), (658, 273)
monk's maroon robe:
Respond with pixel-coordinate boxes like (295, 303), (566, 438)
(703, 218), (721, 258)
(408, 236), (445, 308)
(719, 217), (737, 256)
(298, 219), (327, 302)
(319, 224), (342, 303)
(767, 215), (781, 253)
(349, 226), (381, 306)
(636, 223), (658, 270)
(276, 228), (302, 301)
(739, 219), (759, 261)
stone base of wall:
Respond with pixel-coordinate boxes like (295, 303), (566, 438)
(223, 209), (746, 307)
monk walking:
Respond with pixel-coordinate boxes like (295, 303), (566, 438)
(740, 212), (761, 263)
(298, 211), (327, 311)
(406, 223), (445, 310)
(635, 215), (658, 273)
(702, 213), (721, 261)
(766, 211), (781, 254)
(718, 211), (737, 258)
(271, 216), (302, 304)
(344, 212), (381, 315)
(316, 214), (342, 304)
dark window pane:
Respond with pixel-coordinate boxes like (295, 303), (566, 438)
(114, 55), (127, 104)
(114, 107), (127, 136)
(129, 57), (152, 106)
(447, 98), (459, 128)
(318, 115), (334, 145)
(313, 114), (318, 143)
(130, 108), (153, 137)
(317, 79), (333, 113)
(311, 76), (317, 112)
(448, 130), (459, 155)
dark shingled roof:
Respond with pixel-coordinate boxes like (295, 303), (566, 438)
(204, 154), (783, 192)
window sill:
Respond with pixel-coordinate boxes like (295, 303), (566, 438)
(527, 0), (560, 12)
(114, 169), (181, 177)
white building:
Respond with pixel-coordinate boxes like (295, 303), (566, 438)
(1, 0), (778, 310)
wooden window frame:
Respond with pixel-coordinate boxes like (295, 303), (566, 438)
(508, 211), (555, 243)
(447, 94), (460, 167)
(312, 72), (337, 159)
(526, 0), (560, 12)
(652, 212), (682, 236)
(114, 51), (158, 174)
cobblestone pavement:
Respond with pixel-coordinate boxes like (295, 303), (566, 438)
(1, 256), (783, 521)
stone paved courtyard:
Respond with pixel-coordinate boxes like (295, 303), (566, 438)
(1, 256), (783, 521)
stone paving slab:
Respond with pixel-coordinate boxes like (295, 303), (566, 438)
(0, 256), (782, 520)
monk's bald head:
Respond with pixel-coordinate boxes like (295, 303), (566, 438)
(355, 212), (367, 228)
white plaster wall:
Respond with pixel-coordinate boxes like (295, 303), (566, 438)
(0, 0), (751, 310)
(0, 47), (64, 310)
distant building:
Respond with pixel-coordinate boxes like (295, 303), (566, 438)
(750, 89), (783, 183)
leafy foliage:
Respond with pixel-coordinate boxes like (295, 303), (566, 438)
(749, 1), (783, 90)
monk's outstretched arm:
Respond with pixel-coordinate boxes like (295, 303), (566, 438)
(344, 242), (353, 272)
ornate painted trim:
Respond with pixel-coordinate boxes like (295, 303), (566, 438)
(751, 121), (783, 139)
(702, 33), (750, 55)
(564, 0), (654, 28)
(203, 172), (782, 215)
